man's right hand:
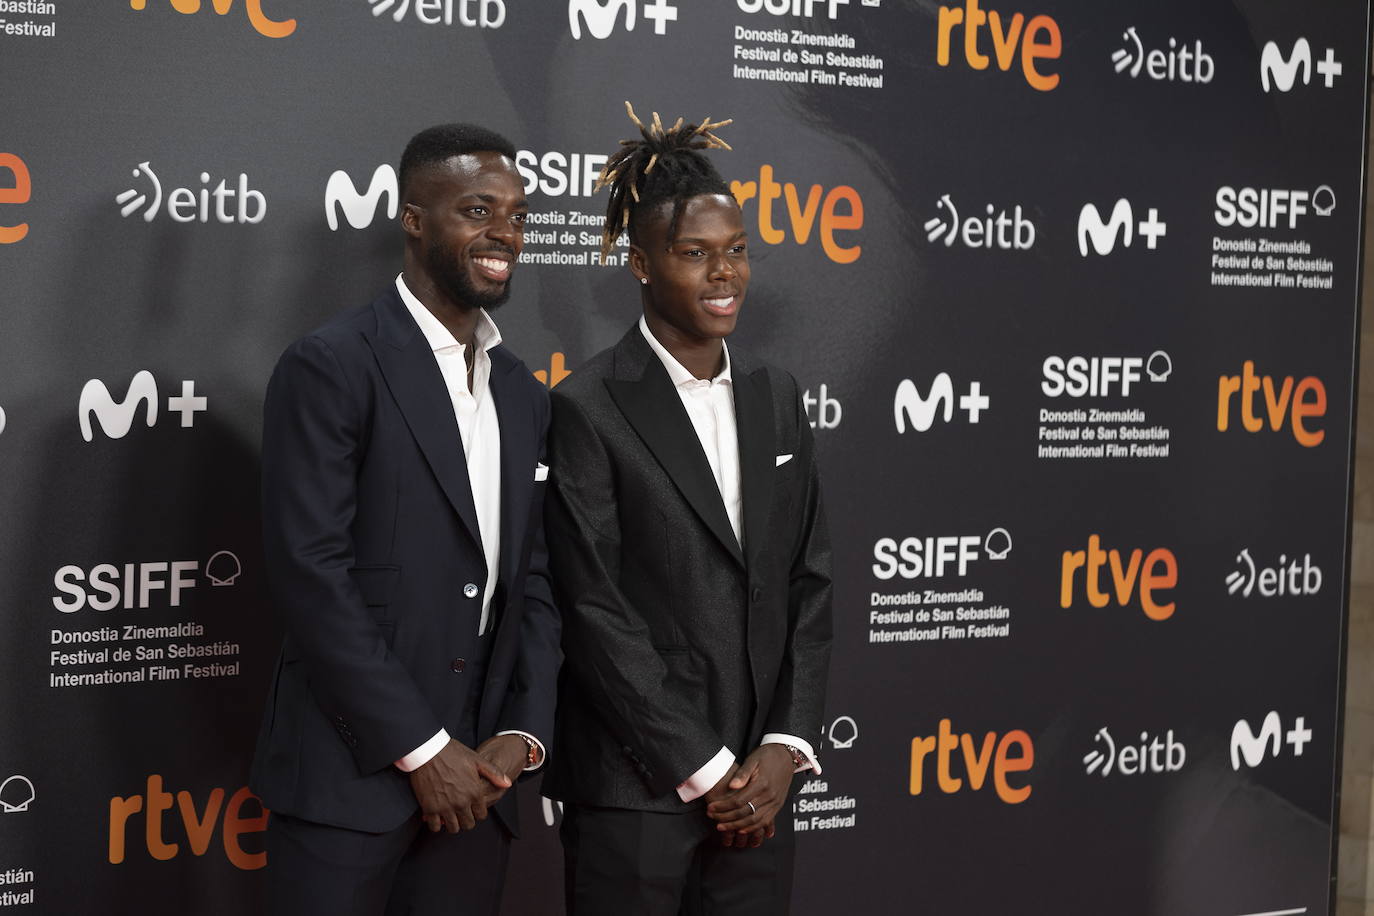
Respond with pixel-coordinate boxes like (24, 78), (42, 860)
(408, 739), (512, 833)
(702, 764), (769, 848)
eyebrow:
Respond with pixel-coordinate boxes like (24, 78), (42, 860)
(462, 193), (529, 208)
(674, 231), (749, 244)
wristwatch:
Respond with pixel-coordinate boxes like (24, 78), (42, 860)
(515, 733), (541, 769)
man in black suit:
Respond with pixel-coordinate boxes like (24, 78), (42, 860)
(543, 109), (832, 914)
(251, 124), (561, 916)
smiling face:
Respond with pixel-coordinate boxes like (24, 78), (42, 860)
(631, 193), (750, 353)
(402, 150), (527, 312)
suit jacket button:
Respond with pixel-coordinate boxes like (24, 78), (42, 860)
(463, 583), (480, 599)
(451, 658), (466, 673)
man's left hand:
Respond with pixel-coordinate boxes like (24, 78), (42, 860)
(475, 735), (530, 803)
(705, 744), (794, 837)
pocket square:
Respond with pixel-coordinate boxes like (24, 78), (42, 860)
(534, 463), (549, 482)
(775, 454), (793, 467)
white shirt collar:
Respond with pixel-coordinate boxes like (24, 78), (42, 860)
(638, 315), (732, 387)
(396, 273), (503, 355)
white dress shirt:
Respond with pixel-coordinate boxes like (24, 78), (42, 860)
(637, 318), (819, 802)
(392, 274), (543, 773)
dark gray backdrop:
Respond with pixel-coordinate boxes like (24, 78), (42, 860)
(0, 1), (1368, 913)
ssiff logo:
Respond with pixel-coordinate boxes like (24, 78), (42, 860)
(568, 0), (677, 39)
(894, 373), (988, 432)
(1077, 200), (1166, 256)
(1112, 26), (1213, 83)
(53, 550), (241, 612)
(1230, 712), (1311, 770)
(936, 0), (1061, 92)
(79, 371), (207, 442)
(117, 162), (266, 224)
(1260, 38), (1342, 93)
(128, 0), (296, 38)
(0, 153), (30, 244)
(367, 0), (505, 28)
(1216, 361), (1326, 447)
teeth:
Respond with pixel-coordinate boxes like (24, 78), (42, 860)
(475, 257), (509, 273)
(705, 297), (733, 309)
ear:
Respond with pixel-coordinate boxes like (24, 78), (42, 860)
(628, 244), (648, 282)
(401, 203), (423, 239)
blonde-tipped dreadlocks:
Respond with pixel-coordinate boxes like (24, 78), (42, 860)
(595, 101), (735, 259)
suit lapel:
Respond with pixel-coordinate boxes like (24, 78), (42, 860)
(605, 328), (745, 568)
(731, 359), (775, 572)
(366, 288), (484, 552)
(488, 345), (533, 590)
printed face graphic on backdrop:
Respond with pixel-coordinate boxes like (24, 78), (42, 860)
(631, 193), (751, 349)
(403, 151), (528, 312)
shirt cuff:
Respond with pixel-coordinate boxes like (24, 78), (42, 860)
(762, 733), (822, 775)
(495, 729), (547, 772)
(676, 745), (735, 803)
(395, 729), (450, 772)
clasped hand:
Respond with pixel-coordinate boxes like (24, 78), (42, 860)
(703, 744), (796, 848)
(408, 735), (528, 833)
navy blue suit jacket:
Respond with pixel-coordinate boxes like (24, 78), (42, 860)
(250, 285), (560, 835)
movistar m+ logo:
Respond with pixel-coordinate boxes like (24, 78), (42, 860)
(1260, 38), (1342, 93)
(1077, 199), (1166, 257)
(894, 373), (989, 432)
(79, 371), (207, 443)
(568, 0), (677, 39)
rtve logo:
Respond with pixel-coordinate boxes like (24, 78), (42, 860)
(1260, 38), (1343, 93)
(893, 373), (988, 432)
(1226, 549), (1322, 599)
(109, 776), (268, 870)
(0, 153), (31, 244)
(367, 0), (505, 28)
(936, 0), (1061, 92)
(128, 0), (295, 38)
(909, 719), (1033, 804)
(1060, 535), (1178, 621)
(1077, 199), (1166, 257)
(117, 162), (266, 225)
(1112, 26), (1214, 83)
(1215, 185), (1335, 230)
(1216, 361), (1326, 448)
(1083, 727), (1185, 777)
(79, 371), (207, 443)
(924, 194), (1035, 250)
(1230, 712), (1311, 770)
(53, 550), (241, 612)
(568, 0), (678, 39)
(872, 528), (1011, 581)
(1042, 353), (1171, 398)
(730, 166), (863, 264)
(737, 0), (851, 19)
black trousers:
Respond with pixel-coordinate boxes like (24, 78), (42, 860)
(266, 811), (509, 916)
(560, 804), (796, 916)
(266, 635), (504, 916)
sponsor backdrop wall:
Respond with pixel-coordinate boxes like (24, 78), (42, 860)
(0, 1), (1368, 913)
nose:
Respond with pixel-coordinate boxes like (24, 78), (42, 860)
(486, 214), (518, 248)
(709, 253), (737, 281)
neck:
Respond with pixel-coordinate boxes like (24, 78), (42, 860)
(402, 264), (481, 350)
(643, 313), (725, 380)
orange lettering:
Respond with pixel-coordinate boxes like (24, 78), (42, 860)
(987, 10), (1024, 71)
(0, 153), (31, 245)
(960, 732), (996, 789)
(1021, 14), (1061, 91)
(177, 788), (225, 856)
(1262, 375), (1294, 430)
(222, 787), (270, 871)
(108, 794), (144, 864)
(909, 735), (937, 795)
(1108, 548), (1142, 606)
(783, 183), (823, 245)
(820, 185), (863, 264)
(1140, 548), (1178, 621)
(993, 731), (1034, 804)
(1292, 377), (1327, 447)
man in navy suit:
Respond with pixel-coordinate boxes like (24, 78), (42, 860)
(251, 123), (560, 916)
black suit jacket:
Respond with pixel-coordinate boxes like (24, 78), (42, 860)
(250, 285), (561, 834)
(542, 325), (832, 812)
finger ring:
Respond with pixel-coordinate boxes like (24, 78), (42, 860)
(747, 801), (756, 815)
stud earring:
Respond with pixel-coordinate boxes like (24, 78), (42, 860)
(640, 277), (648, 285)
